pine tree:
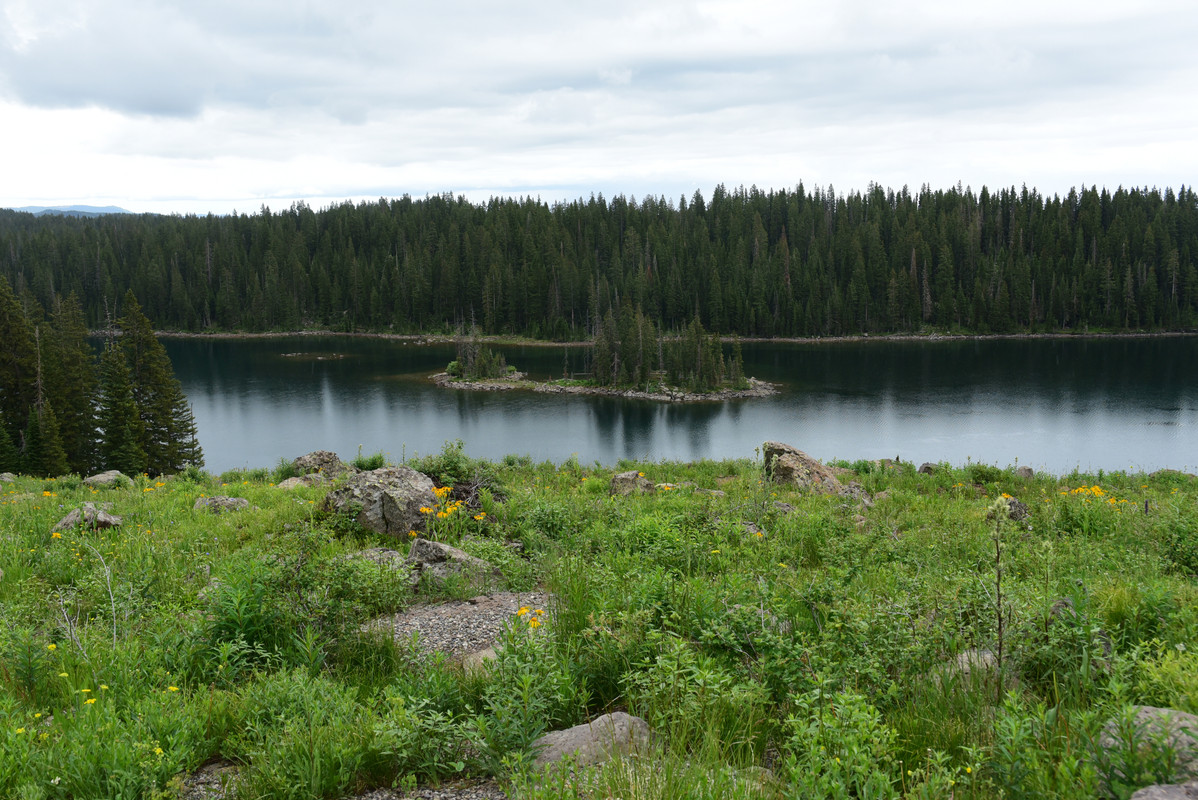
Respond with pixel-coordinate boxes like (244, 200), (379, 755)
(0, 412), (19, 474)
(21, 400), (68, 478)
(97, 340), (148, 475)
(117, 291), (202, 473)
(45, 294), (98, 474)
(0, 276), (38, 442)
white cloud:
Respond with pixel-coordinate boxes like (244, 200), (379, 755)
(1, 0), (1196, 213)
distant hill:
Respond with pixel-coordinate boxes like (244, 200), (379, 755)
(11, 205), (132, 218)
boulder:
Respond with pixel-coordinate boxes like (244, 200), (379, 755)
(83, 470), (129, 488)
(407, 538), (501, 591)
(773, 501), (796, 513)
(461, 645), (500, 674)
(0, 472), (16, 483)
(1101, 707), (1198, 784)
(1016, 466), (1035, 479)
(349, 546), (408, 570)
(194, 496), (250, 513)
(610, 470), (654, 496)
(918, 462), (937, 475)
(763, 442), (859, 496)
(531, 712), (653, 768)
(322, 466), (437, 538)
(1131, 781), (1198, 799)
(292, 450), (357, 478)
(52, 503), (122, 532)
(930, 647), (1017, 691)
(276, 473), (328, 490)
(988, 496), (1031, 522)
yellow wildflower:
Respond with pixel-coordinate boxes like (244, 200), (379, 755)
(84, 698), (96, 705)
(517, 606), (530, 616)
(529, 617), (541, 629)
(46, 643), (56, 651)
(167, 686), (179, 692)
(15, 728), (24, 734)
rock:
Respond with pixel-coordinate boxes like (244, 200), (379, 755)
(276, 474), (328, 490)
(740, 521), (762, 536)
(292, 450), (357, 478)
(698, 488), (726, 498)
(763, 441), (859, 497)
(610, 470), (654, 496)
(350, 547), (408, 570)
(872, 489), (892, 502)
(83, 470), (129, 488)
(1131, 781), (1198, 799)
(52, 503), (123, 532)
(773, 501), (796, 513)
(0, 472), (16, 483)
(988, 496), (1031, 522)
(531, 712), (653, 768)
(852, 514), (867, 528)
(1101, 707), (1198, 784)
(177, 760), (241, 800)
(407, 538), (502, 591)
(1016, 466), (1035, 479)
(461, 646), (500, 674)
(193, 496), (250, 513)
(322, 466), (437, 538)
(931, 648), (1017, 690)
(918, 462), (937, 475)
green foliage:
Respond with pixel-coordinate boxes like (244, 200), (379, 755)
(351, 447), (386, 471)
(408, 439), (494, 487)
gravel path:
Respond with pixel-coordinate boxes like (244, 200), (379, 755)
(355, 779), (508, 799)
(367, 590), (551, 658)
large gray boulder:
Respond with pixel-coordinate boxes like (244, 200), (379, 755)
(531, 712), (653, 768)
(83, 470), (129, 488)
(763, 441), (858, 496)
(1131, 781), (1198, 799)
(52, 503), (122, 532)
(0, 472), (17, 483)
(1101, 707), (1198, 785)
(611, 470), (654, 496)
(407, 538), (501, 591)
(194, 496), (250, 513)
(322, 466), (437, 538)
(292, 450), (357, 478)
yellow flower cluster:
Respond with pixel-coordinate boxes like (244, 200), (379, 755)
(517, 606), (545, 629)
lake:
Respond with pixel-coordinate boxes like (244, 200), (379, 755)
(163, 335), (1198, 476)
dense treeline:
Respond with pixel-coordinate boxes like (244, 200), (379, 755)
(2, 183), (1197, 338)
(0, 280), (202, 477)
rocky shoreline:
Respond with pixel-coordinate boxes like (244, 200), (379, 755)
(430, 372), (779, 402)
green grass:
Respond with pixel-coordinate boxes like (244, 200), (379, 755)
(1, 452), (1197, 798)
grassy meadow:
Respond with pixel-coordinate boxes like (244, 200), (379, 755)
(2, 444), (1197, 799)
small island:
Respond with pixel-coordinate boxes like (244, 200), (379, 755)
(433, 313), (779, 402)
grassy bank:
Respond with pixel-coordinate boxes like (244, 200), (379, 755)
(2, 447), (1197, 798)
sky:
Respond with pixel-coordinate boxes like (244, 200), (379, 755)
(1, 0), (1196, 216)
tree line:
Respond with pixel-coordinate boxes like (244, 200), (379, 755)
(1, 182), (1196, 340)
(0, 280), (202, 478)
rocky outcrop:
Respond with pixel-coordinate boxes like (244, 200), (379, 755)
(531, 712), (653, 768)
(763, 442), (860, 497)
(52, 503), (122, 532)
(193, 496), (250, 513)
(292, 450), (357, 478)
(276, 474), (329, 490)
(1101, 707), (1198, 785)
(1131, 781), (1198, 799)
(918, 462), (937, 475)
(83, 470), (129, 488)
(407, 538), (502, 591)
(321, 466), (437, 538)
(611, 470), (654, 496)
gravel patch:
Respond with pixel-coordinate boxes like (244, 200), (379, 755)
(366, 590), (551, 658)
(353, 778), (508, 799)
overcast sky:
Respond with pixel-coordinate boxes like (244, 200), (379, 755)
(2, 0), (1196, 215)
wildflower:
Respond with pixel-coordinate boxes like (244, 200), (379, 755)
(778, 562), (788, 568)
(46, 643), (56, 651)
(408, 530), (417, 537)
(529, 617), (542, 629)
(710, 549), (720, 554)
(155, 747), (164, 755)
(84, 698), (96, 705)
(16, 727), (25, 734)
(517, 606), (530, 616)
(966, 766), (972, 774)
(99, 685), (108, 690)
(79, 688), (90, 693)
(42, 490), (53, 497)
(473, 512), (486, 521)
(638, 472), (644, 477)
(167, 686), (179, 692)
(34, 713), (41, 718)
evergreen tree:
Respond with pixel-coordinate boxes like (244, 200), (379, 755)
(45, 294), (98, 474)
(0, 276), (38, 443)
(21, 400), (69, 478)
(118, 291), (203, 473)
(97, 340), (148, 475)
(0, 412), (19, 474)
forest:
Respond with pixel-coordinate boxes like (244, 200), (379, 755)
(1, 182), (1196, 339)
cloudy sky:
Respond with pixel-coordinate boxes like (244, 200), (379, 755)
(1, 0), (1195, 215)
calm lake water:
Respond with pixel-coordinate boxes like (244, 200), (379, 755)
(163, 336), (1198, 476)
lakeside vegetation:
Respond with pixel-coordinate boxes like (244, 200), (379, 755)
(2, 445), (1197, 798)
(2, 183), (1197, 341)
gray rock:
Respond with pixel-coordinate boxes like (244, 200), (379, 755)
(918, 462), (937, 475)
(931, 648), (1017, 691)
(194, 496), (250, 513)
(276, 473), (328, 490)
(1016, 466), (1035, 479)
(697, 488), (727, 498)
(322, 466), (437, 538)
(292, 450), (357, 478)
(1130, 780), (1198, 799)
(52, 503), (123, 532)
(83, 470), (129, 487)
(773, 501), (796, 513)
(407, 538), (501, 591)
(531, 712), (653, 768)
(610, 470), (654, 496)
(988, 496), (1031, 522)
(1101, 707), (1198, 784)
(763, 441), (859, 496)
(461, 646), (500, 674)
(0, 472), (16, 483)
(351, 547), (408, 570)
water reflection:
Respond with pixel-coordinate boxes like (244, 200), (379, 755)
(162, 335), (1198, 474)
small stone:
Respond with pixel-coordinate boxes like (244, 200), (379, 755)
(193, 496), (250, 513)
(531, 712), (653, 768)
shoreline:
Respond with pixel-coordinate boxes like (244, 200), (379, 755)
(140, 328), (1198, 347)
(430, 372), (780, 403)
